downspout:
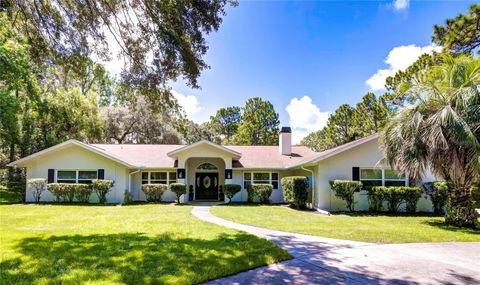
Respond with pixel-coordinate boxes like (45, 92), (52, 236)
(301, 165), (330, 216)
(128, 168), (143, 195)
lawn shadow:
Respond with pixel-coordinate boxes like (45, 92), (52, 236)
(422, 220), (480, 234)
(1, 232), (290, 285)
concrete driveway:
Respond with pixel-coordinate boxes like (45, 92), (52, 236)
(192, 205), (480, 285)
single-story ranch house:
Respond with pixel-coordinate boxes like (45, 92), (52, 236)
(8, 127), (438, 211)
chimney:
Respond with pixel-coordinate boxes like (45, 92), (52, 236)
(279, 127), (292, 155)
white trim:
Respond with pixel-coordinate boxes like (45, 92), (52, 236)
(359, 167), (408, 189)
(166, 140), (241, 158)
(140, 171), (177, 185)
(7, 140), (135, 168)
(56, 169), (98, 183)
(243, 171), (279, 190)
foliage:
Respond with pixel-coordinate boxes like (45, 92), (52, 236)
(281, 176), (309, 209)
(235, 98), (280, 145)
(433, 4), (480, 55)
(0, 188), (22, 204)
(208, 107), (242, 144)
(329, 180), (362, 212)
(141, 184), (167, 203)
(382, 187), (404, 213)
(92, 180), (114, 204)
(179, 119), (220, 144)
(301, 93), (390, 151)
(0, 204), (290, 284)
(47, 183), (91, 203)
(212, 205), (480, 243)
(170, 183), (187, 204)
(27, 178), (46, 203)
(123, 191), (134, 205)
(423, 182), (449, 214)
(247, 184), (273, 204)
(223, 184), (242, 203)
(403, 187), (424, 213)
(471, 185), (480, 210)
(367, 187), (386, 212)
(382, 55), (480, 228)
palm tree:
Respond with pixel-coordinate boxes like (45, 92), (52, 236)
(382, 55), (480, 228)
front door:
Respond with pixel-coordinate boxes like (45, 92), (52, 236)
(195, 173), (219, 200)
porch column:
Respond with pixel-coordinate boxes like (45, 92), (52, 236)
(177, 158), (187, 203)
(223, 159), (233, 202)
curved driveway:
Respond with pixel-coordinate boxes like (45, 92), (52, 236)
(192, 205), (480, 285)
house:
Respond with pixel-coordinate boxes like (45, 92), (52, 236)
(8, 127), (437, 211)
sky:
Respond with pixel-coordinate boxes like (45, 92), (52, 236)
(104, 0), (476, 144)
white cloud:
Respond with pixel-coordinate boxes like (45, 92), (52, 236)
(366, 44), (442, 91)
(393, 0), (409, 11)
(172, 90), (202, 118)
(286, 96), (329, 144)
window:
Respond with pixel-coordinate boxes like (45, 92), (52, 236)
(57, 170), (97, 184)
(360, 168), (407, 190)
(243, 172), (279, 190)
(141, 171), (176, 185)
(197, 163), (218, 170)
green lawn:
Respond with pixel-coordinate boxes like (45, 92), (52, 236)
(0, 204), (290, 285)
(0, 189), (23, 204)
(211, 204), (480, 243)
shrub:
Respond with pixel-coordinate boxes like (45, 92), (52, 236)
(281, 176), (309, 209)
(247, 184), (273, 204)
(246, 184), (255, 202)
(423, 181), (449, 214)
(223, 184), (241, 203)
(329, 180), (362, 212)
(403, 187), (423, 213)
(368, 187), (386, 212)
(141, 184), (167, 202)
(170, 183), (187, 204)
(27, 178), (46, 203)
(92, 180), (114, 204)
(123, 191), (133, 204)
(383, 187), (404, 213)
(74, 184), (92, 203)
(48, 183), (68, 202)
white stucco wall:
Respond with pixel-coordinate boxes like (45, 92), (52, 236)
(313, 137), (437, 212)
(130, 169), (177, 202)
(24, 144), (128, 203)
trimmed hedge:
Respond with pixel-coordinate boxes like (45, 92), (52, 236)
(170, 183), (187, 204)
(47, 183), (91, 203)
(27, 178), (46, 203)
(423, 181), (449, 214)
(329, 180), (362, 212)
(223, 184), (241, 203)
(371, 186), (423, 213)
(141, 184), (167, 202)
(124, 191), (133, 204)
(281, 176), (309, 209)
(472, 185), (480, 210)
(92, 180), (114, 204)
(247, 184), (273, 204)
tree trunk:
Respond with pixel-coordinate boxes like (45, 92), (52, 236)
(445, 186), (477, 228)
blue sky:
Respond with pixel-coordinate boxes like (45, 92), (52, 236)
(110, 0), (476, 143)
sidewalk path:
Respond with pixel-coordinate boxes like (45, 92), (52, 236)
(192, 205), (480, 285)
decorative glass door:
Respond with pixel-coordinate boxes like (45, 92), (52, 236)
(195, 173), (219, 200)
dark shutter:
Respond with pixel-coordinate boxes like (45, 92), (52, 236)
(48, 169), (55, 183)
(352, 167), (360, 181)
(98, 169), (105, 180)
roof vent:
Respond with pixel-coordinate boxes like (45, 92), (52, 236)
(279, 127), (292, 155)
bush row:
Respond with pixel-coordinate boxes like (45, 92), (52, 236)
(329, 180), (362, 211)
(247, 184), (273, 204)
(141, 183), (187, 203)
(368, 186), (423, 213)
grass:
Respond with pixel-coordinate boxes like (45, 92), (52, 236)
(0, 189), (23, 204)
(0, 204), (290, 284)
(211, 204), (480, 243)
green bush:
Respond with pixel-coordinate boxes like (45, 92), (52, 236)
(123, 191), (133, 204)
(74, 184), (92, 203)
(383, 187), (404, 213)
(247, 184), (273, 204)
(27, 178), (46, 203)
(368, 187), (386, 212)
(47, 183), (91, 203)
(472, 185), (480, 209)
(223, 184), (241, 203)
(92, 180), (114, 204)
(403, 187), (423, 213)
(281, 176), (309, 209)
(141, 184), (167, 202)
(329, 180), (362, 212)
(423, 181), (449, 214)
(170, 183), (187, 204)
